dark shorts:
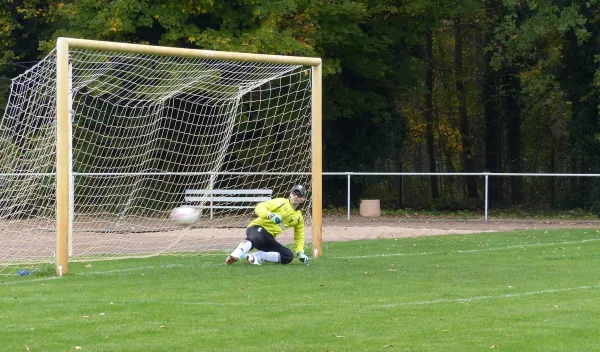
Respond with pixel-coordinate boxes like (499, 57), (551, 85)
(245, 226), (294, 264)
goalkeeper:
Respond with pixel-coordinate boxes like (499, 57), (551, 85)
(225, 184), (310, 266)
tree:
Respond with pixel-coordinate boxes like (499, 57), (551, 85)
(490, 0), (599, 208)
(424, 27), (439, 199)
(0, 0), (59, 115)
(555, 1), (600, 207)
(482, 0), (504, 208)
(402, 0), (483, 204)
(34, 0), (414, 207)
(454, 22), (478, 199)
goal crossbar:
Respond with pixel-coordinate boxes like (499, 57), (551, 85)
(65, 38), (323, 66)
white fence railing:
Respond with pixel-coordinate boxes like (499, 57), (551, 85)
(1, 171), (597, 222)
(323, 172), (600, 221)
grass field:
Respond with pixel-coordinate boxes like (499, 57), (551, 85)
(2, 228), (600, 352)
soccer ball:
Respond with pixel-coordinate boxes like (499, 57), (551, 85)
(170, 206), (199, 225)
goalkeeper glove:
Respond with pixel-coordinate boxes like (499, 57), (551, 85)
(268, 213), (283, 225)
(297, 252), (310, 266)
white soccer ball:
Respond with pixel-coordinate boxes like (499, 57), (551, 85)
(170, 206), (199, 225)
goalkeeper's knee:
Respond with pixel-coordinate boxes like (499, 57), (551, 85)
(280, 250), (294, 264)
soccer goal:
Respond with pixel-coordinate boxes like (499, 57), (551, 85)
(0, 38), (322, 275)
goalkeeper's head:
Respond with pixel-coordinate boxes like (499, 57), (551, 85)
(289, 184), (307, 209)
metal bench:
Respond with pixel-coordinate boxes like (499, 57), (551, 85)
(184, 189), (273, 219)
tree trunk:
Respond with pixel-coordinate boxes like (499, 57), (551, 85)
(454, 24), (478, 200)
(424, 28), (439, 199)
(483, 57), (502, 208)
(483, 0), (504, 209)
(503, 68), (524, 204)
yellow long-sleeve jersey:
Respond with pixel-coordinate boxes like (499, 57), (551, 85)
(247, 197), (305, 254)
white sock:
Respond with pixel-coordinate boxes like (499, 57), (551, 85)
(230, 240), (252, 258)
(254, 251), (281, 263)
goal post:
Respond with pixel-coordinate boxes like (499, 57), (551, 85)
(310, 63), (323, 258)
(1, 37), (322, 276)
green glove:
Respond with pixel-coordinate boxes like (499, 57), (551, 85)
(268, 213), (283, 225)
(297, 252), (310, 266)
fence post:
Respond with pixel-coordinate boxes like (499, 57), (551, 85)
(346, 172), (352, 220)
(484, 172), (490, 222)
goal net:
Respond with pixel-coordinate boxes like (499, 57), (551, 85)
(0, 39), (321, 275)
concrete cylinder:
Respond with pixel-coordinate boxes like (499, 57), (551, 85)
(359, 199), (381, 217)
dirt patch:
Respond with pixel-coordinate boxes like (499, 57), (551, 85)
(274, 216), (600, 245)
(323, 216), (600, 231)
(2, 216), (599, 264)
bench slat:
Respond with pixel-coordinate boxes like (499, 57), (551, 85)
(185, 196), (272, 202)
(193, 205), (255, 209)
(184, 189), (274, 219)
(185, 189), (273, 195)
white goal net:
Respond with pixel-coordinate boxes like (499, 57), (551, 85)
(0, 40), (320, 275)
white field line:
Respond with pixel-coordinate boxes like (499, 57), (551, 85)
(0, 264), (192, 284)
(333, 237), (600, 260)
(1, 276), (61, 285)
(377, 285), (600, 307)
(74, 263), (190, 275)
(113, 284), (599, 308)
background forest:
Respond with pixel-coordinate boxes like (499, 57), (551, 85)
(1, 0), (599, 215)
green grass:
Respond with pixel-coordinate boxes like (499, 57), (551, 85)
(2, 229), (600, 351)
